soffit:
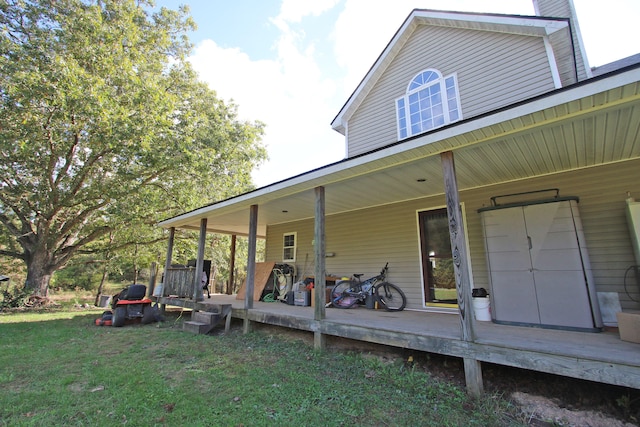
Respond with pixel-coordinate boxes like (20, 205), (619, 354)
(159, 69), (640, 237)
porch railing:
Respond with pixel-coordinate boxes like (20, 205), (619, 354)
(163, 266), (197, 298)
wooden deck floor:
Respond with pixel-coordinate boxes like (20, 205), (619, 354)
(157, 294), (640, 391)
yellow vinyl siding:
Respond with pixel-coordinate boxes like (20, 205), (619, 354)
(266, 159), (640, 311)
(347, 26), (556, 157)
(535, 0), (590, 81)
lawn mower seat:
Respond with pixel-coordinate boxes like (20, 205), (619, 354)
(119, 284), (147, 300)
(110, 284), (148, 309)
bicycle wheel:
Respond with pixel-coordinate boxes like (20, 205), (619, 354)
(331, 281), (359, 309)
(375, 282), (406, 311)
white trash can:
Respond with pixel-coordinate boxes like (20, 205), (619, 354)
(472, 297), (491, 321)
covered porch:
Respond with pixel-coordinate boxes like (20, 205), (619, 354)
(153, 293), (640, 391)
(155, 66), (640, 396)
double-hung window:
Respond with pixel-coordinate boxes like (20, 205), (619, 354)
(282, 232), (296, 262)
(396, 69), (461, 140)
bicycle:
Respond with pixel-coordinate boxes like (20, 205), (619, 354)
(330, 263), (406, 311)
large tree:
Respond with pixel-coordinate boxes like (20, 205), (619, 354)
(0, 0), (267, 295)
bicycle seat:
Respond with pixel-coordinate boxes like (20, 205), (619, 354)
(353, 273), (364, 279)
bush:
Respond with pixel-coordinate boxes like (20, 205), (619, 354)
(53, 263), (102, 291)
(0, 283), (30, 309)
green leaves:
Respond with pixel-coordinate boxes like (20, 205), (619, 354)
(0, 0), (267, 293)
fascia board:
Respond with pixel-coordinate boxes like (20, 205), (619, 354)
(413, 11), (568, 36)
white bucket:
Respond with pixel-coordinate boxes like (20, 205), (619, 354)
(472, 297), (491, 321)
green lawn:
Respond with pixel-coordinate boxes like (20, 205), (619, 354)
(0, 309), (525, 426)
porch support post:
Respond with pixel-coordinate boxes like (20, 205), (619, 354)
(228, 234), (237, 295)
(161, 227), (175, 308)
(313, 186), (326, 350)
(440, 151), (483, 397)
(244, 204), (258, 334)
(147, 262), (157, 297)
(193, 218), (207, 302)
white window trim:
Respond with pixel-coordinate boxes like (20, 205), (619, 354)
(396, 70), (462, 140)
(282, 232), (297, 262)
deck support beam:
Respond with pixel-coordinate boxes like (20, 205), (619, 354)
(441, 151), (483, 396)
(244, 204), (259, 334)
(160, 227), (175, 311)
(313, 186), (326, 350)
(463, 358), (484, 397)
(228, 235), (237, 295)
(193, 218), (207, 302)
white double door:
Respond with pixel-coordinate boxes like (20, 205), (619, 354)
(482, 200), (600, 329)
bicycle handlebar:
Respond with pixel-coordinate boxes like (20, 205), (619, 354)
(380, 262), (389, 276)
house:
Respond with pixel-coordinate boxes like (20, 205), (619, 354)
(157, 0), (640, 394)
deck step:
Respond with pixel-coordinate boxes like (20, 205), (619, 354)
(193, 311), (220, 324)
(182, 304), (233, 335)
(183, 320), (211, 334)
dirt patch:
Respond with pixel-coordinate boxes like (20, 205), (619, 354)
(511, 392), (637, 427)
(248, 323), (640, 426)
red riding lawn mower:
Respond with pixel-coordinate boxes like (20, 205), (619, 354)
(95, 284), (159, 327)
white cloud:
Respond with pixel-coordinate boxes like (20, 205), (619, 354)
(275, 0), (341, 24)
(189, 8), (345, 187)
(573, 0), (640, 67)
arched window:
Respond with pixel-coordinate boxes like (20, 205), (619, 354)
(396, 69), (461, 140)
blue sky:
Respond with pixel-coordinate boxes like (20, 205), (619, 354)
(154, 0), (640, 187)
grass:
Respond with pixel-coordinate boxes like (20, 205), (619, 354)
(0, 308), (526, 426)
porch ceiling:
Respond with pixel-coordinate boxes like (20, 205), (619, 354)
(158, 68), (640, 237)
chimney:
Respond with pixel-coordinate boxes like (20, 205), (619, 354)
(533, 0), (592, 80)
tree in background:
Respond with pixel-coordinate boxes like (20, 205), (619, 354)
(0, 0), (267, 296)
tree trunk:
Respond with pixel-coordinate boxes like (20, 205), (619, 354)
(95, 232), (115, 306)
(25, 258), (54, 297)
(133, 244), (139, 283)
(95, 265), (109, 307)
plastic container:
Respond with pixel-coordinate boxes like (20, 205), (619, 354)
(294, 291), (310, 306)
(153, 283), (163, 297)
(365, 293), (375, 309)
(472, 297), (491, 321)
(98, 295), (111, 307)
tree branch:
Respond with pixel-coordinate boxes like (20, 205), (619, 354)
(0, 248), (26, 260)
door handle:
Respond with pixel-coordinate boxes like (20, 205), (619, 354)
(527, 236), (532, 250)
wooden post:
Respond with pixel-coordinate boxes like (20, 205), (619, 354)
(244, 205), (258, 333)
(162, 227), (175, 300)
(193, 218), (207, 302)
(229, 234), (237, 295)
(440, 151), (483, 397)
(147, 262), (157, 297)
(314, 186), (326, 350)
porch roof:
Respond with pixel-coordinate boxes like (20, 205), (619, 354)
(157, 65), (640, 237)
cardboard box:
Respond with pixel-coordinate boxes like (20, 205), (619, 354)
(310, 288), (334, 307)
(616, 311), (640, 344)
